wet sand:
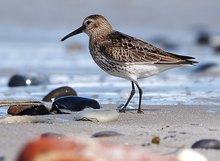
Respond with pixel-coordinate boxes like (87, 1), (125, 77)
(0, 104), (219, 161)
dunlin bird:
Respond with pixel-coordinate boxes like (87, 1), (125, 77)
(61, 15), (197, 113)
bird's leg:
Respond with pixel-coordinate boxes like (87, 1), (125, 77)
(119, 81), (135, 112)
(134, 81), (143, 113)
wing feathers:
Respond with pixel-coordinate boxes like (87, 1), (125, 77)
(99, 31), (197, 65)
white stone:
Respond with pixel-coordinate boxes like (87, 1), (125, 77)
(177, 149), (207, 161)
(74, 108), (119, 122)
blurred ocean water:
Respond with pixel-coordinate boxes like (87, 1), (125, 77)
(0, 29), (219, 107)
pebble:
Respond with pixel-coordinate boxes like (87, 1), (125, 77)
(0, 155), (4, 161)
(51, 96), (101, 112)
(16, 135), (78, 161)
(191, 139), (220, 149)
(196, 31), (210, 45)
(177, 149), (207, 161)
(151, 136), (160, 144)
(8, 104), (51, 115)
(74, 108), (119, 122)
(192, 62), (217, 73)
(8, 73), (49, 87)
(41, 132), (65, 139)
(42, 86), (77, 102)
(0, 116), (52, 124)
(91, 130), (123, 138)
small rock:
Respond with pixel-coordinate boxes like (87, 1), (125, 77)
(16, 135), (78, 161)
(0, 155), (4, 161)
(177, 149), (207, 161)
(0, 116), (52, 124)
(8, 73), (49, 87)
(151, 136), (160, 144)
(91, 130), (124, 138)
(41, 132), (65, 139)
(214, 45), (220, 53)
(74, 108), (119, 122)
(8, 104), (51, 115)
(196, 31), (210, 45)
(192, 62), (217, 73)
(192, 139), (220, 149)
(51, 96), (101, 112)
(42, 86), (77, 102)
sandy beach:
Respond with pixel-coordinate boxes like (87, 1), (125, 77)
(0, 104), (219, 161)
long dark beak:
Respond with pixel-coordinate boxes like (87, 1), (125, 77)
(61, 26), (84, 41)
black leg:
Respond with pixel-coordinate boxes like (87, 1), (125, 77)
(134, 81), (143, 113)
(119, 81), (135, 112)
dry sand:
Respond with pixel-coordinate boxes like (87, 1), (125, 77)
(0, 104), (220, 161)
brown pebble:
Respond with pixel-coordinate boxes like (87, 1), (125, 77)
(8, 104), (51, 115)
(151, 137), (160, 144)
(42, 86), (77, 102)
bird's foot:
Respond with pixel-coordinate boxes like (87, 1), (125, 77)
(137, 109), (144, 114)
(137, 107), (144, 113)
(117, 104), (127, 113)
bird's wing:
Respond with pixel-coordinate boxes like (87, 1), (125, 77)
(100, 31), (197, 65)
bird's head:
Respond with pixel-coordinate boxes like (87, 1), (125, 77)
(61, 15), (113, 41)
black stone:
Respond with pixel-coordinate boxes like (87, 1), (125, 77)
(8, 73), (49, 87)
(91, 131), (123, 138)
(192, 62), (217, 73)
(8, 104), (51, 115)
(51, 96), (101, 112)
(196, 31), (210, 45)
(42, 86), (77, 102)
(0, 155), (4, 161)
(41, 132), (65, 138)
(214, 45), (220, 53)
(192, 139), (220, 149)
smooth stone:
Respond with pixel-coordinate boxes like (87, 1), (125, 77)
(214, 45), (220, 53)
(192, 62), (217, 73)
(91, 130), (123, 138)
(192, 139), (220, 149)
(51, 96), (101, 112)
(177, 149), (207, 161)
(151, 136), (160, 144)
(8, 73), (49, 87)
(74, 108), (119, 122)
(0, 155), (4, 161)
(196, 31), (210, 45)
(0, 116), (52, 124)
(8, 104), (51, 116)
(42, 86), (77, 102)
(41, 132), (65, 138)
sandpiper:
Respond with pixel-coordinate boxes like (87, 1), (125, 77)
(61, 15), (197, 113)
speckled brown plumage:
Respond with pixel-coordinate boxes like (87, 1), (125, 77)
(61, 14), (197, 113)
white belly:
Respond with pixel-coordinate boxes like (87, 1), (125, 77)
(92, 54), (178, 81)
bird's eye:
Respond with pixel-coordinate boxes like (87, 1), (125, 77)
(86, 20), (91, 25)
